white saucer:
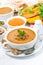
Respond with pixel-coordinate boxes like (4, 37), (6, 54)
(2, 35), (43, 58)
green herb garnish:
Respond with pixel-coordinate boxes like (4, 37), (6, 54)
(37, 3), (43, 18)
(18, 30), (25, 39)
(29, 8), (33, 13)
(38, 11), (43, 18)
(38, 3), (43, 7)
(18, 10), (22, 16)
(23, 7), (33, 13)
(23, 7), (29, 12)
(0, 21), (4, 26)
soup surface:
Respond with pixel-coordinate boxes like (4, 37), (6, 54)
(8, 18), (25, 26)
(0, 7), (12, 14)
(7, 28), (36, 44)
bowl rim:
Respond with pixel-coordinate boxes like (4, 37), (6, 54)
(5, 26), (37, 46)
(0, 26), (6, 36)
(6, 16), (27, 27)
(0, 5), (14, 16)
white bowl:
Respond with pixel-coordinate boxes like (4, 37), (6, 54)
(0, 27), (6, 42)
(0, 5), (14, 24)
(7, 16), (27, 29)
(5, 26), (37, 50)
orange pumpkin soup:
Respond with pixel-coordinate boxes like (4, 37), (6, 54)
(8, 18), (25, 26)
(0, 7), (12, 14)
(7, 28), (36, 44)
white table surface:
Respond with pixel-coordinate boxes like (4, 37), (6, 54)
(0, 41), (43, 65)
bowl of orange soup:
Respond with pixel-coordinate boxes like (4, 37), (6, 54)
(0, 5), (14, 23)
(5, 26), (37, 50)
(7, 16), (27, 29)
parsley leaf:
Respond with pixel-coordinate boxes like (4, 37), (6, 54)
(29, 8), (33, 13)
(37, 3), (43, 18)
(18, 30), (25, 39)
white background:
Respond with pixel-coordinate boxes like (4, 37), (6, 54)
(0, 0), (43, 65)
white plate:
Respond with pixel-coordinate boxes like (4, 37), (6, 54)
(2, 35), (43, 58)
